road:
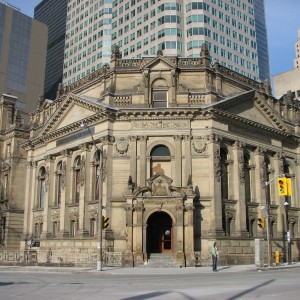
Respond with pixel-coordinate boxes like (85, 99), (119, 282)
(0, 268), (299, 300)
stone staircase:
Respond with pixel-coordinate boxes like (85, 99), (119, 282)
(143, 253), (179, 268)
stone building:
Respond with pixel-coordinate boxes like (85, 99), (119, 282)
(8, 46), (300, 266)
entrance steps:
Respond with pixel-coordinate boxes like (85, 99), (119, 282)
(143, 253), (179, 268)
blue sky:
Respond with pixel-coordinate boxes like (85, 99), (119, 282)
(4, 0), (300, 78)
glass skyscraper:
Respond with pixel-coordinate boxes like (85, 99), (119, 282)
(62, 0), (270, 86)
(35, 0), (68, 100)
(0, 2), (47, 114)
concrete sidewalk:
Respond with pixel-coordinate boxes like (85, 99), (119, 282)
(0, 262), (299, 275)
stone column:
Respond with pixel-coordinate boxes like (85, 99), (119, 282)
(174, 204), (185, 263)
(77, 147), (89, 237)
(41, 155), (55, 239)
(232, 141), (248, 236)
(184, 195), (195, 266)
(133, 202), (144, 265)
(130, 136), (138, 187)
(139, 136), (147, 187)
(124, 200), (134, 267)
(174, 135), (182, 186)
(58, 150), (72, 238)
(206, 133), (223, 235)
(273, 152), (285, 239)
(184, 135), (192, 187)
(22, 160), (36, 242)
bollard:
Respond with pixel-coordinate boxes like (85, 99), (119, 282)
(275, 250), (280, 266)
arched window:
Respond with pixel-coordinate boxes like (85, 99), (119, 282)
(94, 150), (101, 201)
(90, 218), (96, 237)
(55, 161), (63, 206)
(151, 144), (171, 177)
(74, 156), (81, 203)
(38, 167), (46, 209)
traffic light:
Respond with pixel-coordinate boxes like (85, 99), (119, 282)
(286, 178), (292, 196)
(102, 216), (109, 229)
(258, 217), (265, 229)
(277, 178), (287, 196)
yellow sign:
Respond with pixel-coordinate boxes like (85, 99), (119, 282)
(278, 178), (287, 196)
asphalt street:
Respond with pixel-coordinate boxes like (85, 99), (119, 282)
(0, 264), (300, 300)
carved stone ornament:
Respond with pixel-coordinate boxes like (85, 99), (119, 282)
(114, 137), (129, 156)
(239, 153), (245, 184)
(192, 136), (207, 154)
(132, 120), (190, 129)
(80, 156), (86, 186)
(45, 166), (50, 192)
(214, 149), (221, 182)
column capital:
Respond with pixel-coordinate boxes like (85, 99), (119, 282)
(206, 133), (222, 143)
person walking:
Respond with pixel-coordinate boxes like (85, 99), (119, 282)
(211, 241), (219, 272)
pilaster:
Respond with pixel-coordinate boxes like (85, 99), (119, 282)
(174, 135), (182, 186)
(139, 136), (147, 187)
(232, 141), (248, 236)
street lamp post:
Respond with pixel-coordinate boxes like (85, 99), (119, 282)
(263, 173), (285, 268)
(284, 201), (292, 265)
(80, 122), (103, 271)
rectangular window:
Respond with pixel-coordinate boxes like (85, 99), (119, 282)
(152, 91), (167, 108)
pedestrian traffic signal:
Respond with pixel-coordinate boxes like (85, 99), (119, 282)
(102, 216), (109, 229)
(278, 178), (287, 196)
(258, 217), (265, 229)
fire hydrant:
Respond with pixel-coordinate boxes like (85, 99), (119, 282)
(275, 250), (280, 266)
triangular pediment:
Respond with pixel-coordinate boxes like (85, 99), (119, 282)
(35, 94), (113, 140)
(143, 56), (177, 71)
(212, 91), (291, 132)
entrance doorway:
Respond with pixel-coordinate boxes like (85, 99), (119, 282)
(147, 212), (173, 253)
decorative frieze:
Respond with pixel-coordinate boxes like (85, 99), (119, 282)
(132, 120), (190, 129)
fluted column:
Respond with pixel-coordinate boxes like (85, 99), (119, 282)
(206, 133), (223, 235)
(174, 135), (182, 186)
(139, 136), (147, 187)
(130, 136), (138, 186)
(184, 135), (192, 187)
(22, 161), (36, 244)
(77, 144), (89, 237)
(41, 155), (55, 239)
(232, 141), (248, 236)
(58, 150), (72, 237)
(273, 152), (285, 238)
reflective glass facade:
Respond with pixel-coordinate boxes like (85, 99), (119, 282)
(35, 0), (68, 99)
(253, 0), (270, 81)
(6, 11), (32, 93)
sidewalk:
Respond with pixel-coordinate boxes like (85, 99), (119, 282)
(0, 262), (299, 275)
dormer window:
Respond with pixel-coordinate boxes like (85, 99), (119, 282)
(152, 91), (167, 108)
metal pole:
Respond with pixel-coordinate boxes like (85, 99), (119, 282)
(284, 202), (291, 265)
(97, 152), (103, 271)
(265, 181), (272, 268)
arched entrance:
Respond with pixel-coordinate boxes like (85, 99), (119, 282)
(147, 212), (173, 253)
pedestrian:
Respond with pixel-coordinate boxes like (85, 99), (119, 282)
(211, 241), (219, 272)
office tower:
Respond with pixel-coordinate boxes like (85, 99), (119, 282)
(112, 0), (270, 82)
(62, 0), (112, 86)
(273, 28), (300, 100)
(0, 2), (48, 115)
(34, 0), (68, 100)
(253, 0), (270, 82)
(62, 0), (269, 86)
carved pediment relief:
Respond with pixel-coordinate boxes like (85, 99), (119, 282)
(132, 174), (185, 198)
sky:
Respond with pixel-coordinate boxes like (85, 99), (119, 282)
(3, 0), (300, 78)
